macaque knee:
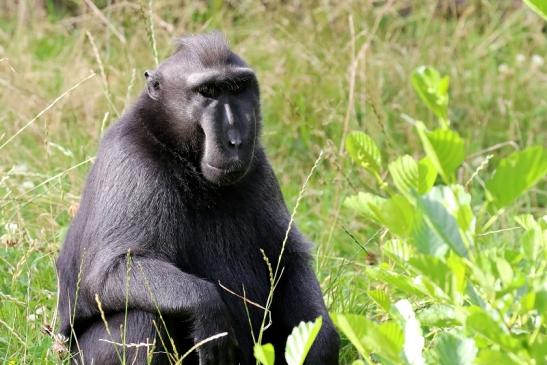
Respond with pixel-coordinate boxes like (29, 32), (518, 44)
(73, 310), (174, 365)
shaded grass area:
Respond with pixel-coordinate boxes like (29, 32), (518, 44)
(0, 1), (545, 363)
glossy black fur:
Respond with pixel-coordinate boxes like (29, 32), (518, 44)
(56, 33), (339, 365)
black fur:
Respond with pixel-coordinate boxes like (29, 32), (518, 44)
(56, 32), (339, 365)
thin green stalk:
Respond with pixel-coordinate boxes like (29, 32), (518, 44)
(256, 151), (324, 346)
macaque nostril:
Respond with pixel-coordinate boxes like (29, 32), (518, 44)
(227, 129), (241, 148)
(229, 138), (241, 147)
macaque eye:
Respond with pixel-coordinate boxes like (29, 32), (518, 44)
(197, 83), (220, 98)
(227, 79), (250, 94)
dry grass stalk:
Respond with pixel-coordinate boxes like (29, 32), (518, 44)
(0, 72), (96, 151)
(83, 0), (127, 44)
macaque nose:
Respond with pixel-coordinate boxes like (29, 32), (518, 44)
(227, 129), (242, 148)
(229, 139), (241, 147)
(223, 103), (242, 148)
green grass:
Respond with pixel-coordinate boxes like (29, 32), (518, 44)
(0, 1), (545, 363)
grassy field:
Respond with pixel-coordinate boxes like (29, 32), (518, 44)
(0, 1), (546, 364)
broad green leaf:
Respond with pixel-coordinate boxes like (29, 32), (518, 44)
(530, 334), (547, 364)
(393, 300), (425, 365)
(416, 122), (465, 184)
(486, 146), (547, 208)
(345, 192), (416, 237)
(475, 350), (520, 365)
(285, 317), (322, 365)
(446, 254), (467, 304)
(376, 321), (405, 363)
(330, 313), (369, 357)
(344, 192), (385, 224)
(331, 314), (404, 363)
(520, 291), (535, 313)
(411, 66), (450, 126)
(524, 0), (547, 20)
(495, 257), (513, 287)
(413, 186), (468, 257)
(368, 289), (391, 313)
(535, 290), (547, 314)
(368, 266), (428, 297)
(408, 253), (466, 302)
(418, 157), (438, 193)
(450, 186), (475, 245)
(383, 239), (413, 262)
(352, 361), (366, 365)
(433, 332), (477, 365)
(389, 155), (419, 198)
(380, 194), (417, 237)
(409, 255), (453, 298)
(389, 155), (437, 196)
(254, 343), (275, 365)
(515, 214), (543, 261)
(466, 284), (487, 308)
(468, 258), (497, 297)
(425, 186), (470, 254)
(413, 210), (449, 257)
(465, 307), (518, 349)
(345, 131), (382, 175)
(417, 304), (463, 328)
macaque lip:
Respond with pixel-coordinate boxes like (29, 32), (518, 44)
(205, 163), (231, 173)
(203, 162), (248, 185)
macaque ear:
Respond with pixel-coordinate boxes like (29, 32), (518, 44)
(144, 69), (161, 100)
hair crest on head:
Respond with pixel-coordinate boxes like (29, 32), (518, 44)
(174, 31), (231, 67)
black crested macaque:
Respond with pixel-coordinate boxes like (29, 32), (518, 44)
(56, 32), (340, 365)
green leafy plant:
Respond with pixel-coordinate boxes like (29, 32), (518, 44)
(415, 122), (465, 184)
(411, 66), (450, 127)
(254, 343), (276, 365)
(285, 317), (323, 365)
(524, 0), (547, 20)
(485, 146), (547, 208)
(432, 332), (477, 365)
(345, 131), (383, 184)
(339, 66), (547, 364)
(254, 317), (322, 365)
(388, 155), (437, 197)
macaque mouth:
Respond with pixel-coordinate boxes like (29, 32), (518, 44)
(204, 160), (247, 174)
(205, 163), (235, 173)
(202, 160), (249, 185)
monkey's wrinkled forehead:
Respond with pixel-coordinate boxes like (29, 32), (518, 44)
(158, 32), (253, 85)
(172, 32), (245, 69)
